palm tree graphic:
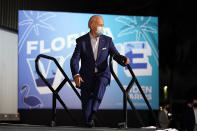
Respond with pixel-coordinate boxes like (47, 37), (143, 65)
(19, 10), (56, 53)
(115, 16), (158, 65)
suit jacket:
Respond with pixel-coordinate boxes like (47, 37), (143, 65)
(70, 33), (122, 85)
(181, 105), (195, 131)
(158, 110), (169, 128)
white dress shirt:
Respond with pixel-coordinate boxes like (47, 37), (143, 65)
(89, 32), (99, 73)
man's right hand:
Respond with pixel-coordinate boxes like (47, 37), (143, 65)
(74, 75), (84, 87)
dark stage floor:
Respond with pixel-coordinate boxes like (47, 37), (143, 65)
(0, 123), (157, 131)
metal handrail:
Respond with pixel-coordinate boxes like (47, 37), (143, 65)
(35, 54), (81, 126)
(109, 55), (159, 128)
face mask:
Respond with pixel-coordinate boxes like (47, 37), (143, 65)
(95, 26), (104, 36)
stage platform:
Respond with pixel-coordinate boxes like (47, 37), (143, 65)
(0, 123), (157, 131)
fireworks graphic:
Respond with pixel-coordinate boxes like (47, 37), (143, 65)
(115, 16), (158, 65)
(18, 11), (56, 53)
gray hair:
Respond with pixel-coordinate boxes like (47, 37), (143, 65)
(88, 15), (103, 28)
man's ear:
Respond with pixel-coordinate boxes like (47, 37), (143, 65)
(89, 24), (94, 30)
(89, 24), (92, 30)
(91, 23), (97, 31)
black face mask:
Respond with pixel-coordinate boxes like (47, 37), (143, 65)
(193, 104), (197, 108)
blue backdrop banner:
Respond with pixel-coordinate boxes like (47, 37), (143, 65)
(18, 10), (159, 110)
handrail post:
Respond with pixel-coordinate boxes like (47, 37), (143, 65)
(123, 93), (128, 128)
(52, 93), (56, 127)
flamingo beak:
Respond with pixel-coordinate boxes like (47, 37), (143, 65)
(20, 86), (26, 93)
(20, 88), (23, 93)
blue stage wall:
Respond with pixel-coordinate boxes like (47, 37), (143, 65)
(18, 10), (158, 110)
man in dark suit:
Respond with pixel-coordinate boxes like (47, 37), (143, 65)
(70, 15), (130, 127)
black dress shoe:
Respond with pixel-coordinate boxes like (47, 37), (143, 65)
(85, 120), (95, 128)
